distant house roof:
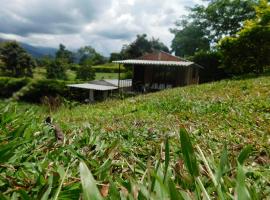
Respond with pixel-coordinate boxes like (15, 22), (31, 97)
(67, 79), (132, 91)
(138, 50), (185, 62)
(113, 50), (202, 68)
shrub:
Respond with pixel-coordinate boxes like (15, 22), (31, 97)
(192, 51), (228, 83)
(17, 79), (69, 103)
(0, 77), (30, 98)
(46, 59), (67, 80)
(76, 64), (95, 81)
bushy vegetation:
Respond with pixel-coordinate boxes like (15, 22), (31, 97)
(0, 75), (269, 199)
(0, 41), (36, 77)
(219, 0), (270, 74)
(0, 77), (30, 98)
(191, 51), (228, 83)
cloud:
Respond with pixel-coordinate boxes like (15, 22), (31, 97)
(0, 0), (202, 55)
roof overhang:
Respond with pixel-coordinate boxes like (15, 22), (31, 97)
(113, 59), (196, 67)
(67, 83), (118, 91)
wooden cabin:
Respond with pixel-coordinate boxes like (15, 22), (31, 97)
(113, 51), (201, 92)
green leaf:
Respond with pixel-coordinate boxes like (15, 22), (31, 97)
(179, 128), (199, 177)
(53, 164), (70, 200)
(168, 179), (184, 200)
(236, 163), (251, 200)
(217, 145), (229, 182)
(163, 137), (170, 182)
(238, 146), (252, 165)
(79, 161), (103, 200)
(41, 175), (53, 200)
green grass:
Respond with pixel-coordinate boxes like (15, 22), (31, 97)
(95, 72), (119, 80)
(33, 66), (122, 81)
(93, 63), (124, 70)
(0, 75), (269, 199)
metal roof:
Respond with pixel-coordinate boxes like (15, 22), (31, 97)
(113, 59), (194, 66)
(67, 83), (118, 91)
(67, 79), (132, 91)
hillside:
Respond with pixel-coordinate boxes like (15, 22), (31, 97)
(0, 75), (269, 199)
(0, 38), (57, 58)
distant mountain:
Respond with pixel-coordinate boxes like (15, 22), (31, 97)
(0, 38), (57, 58)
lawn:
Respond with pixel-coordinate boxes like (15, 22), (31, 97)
(33, 65), (122, 81)
(0, 75), (269, 199)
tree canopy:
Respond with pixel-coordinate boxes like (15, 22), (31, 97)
(0, 41), (36, 77)
(219, 0), (270, 74)
(171, 0), (258, 57)
(114, 34), (169, 60)
(77, 46), (106, 66)
(46, 59), (67, 80)
(76, 60), (95, 81)
(55, 44), (74, 64)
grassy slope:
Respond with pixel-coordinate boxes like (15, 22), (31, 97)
(1, 75), (270, 198)
(54, 75), (270, 153)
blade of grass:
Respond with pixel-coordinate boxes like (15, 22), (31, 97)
(52, 164), (70, 200)
(196, 145), (225, 200)
(41, 175), (53, 200)
(179, 128), (199, 178)
(163, 137), (170, 183)
(79, 161), (103, 200)
(196, 177), (211, 200)
(238, 146), (252, 165)
(236, 163), (251, 200)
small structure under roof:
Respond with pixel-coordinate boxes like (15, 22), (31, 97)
(67, 79), (131, 102)
(113, 50), (201, 92)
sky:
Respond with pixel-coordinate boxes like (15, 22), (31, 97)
(0, 0), (203, 56)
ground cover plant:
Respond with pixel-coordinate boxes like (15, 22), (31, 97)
(0, 75), (269, 199)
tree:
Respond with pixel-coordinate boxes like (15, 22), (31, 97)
(76, 60), (95, 81)
(219, 0), (270, 74)
(109, 52), (122, 62)
(46, 59), (67, 79)
(0, 41), (36, 77)
(55, 44), (74, 64)
(171, 0), (258, 56)
(171, 22), (210, 57)
(120, 34), (170, 59)
(192, 51), (228, 83)
(77, 46), (106, 66)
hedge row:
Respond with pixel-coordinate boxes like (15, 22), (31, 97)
(93, 65), (126, 73)
(0, 77), (89, 103)
(0, 77), (30, 98)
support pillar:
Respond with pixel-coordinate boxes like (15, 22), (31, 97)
(89, 89), (94, 102)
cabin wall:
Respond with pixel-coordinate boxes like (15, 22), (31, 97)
(132, 65), (199, 91)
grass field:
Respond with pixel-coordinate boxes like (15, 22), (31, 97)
(0, 75), (269, 199)
(33, 66), (120, 81)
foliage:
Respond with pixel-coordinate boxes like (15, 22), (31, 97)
(93, 63), (125, 73)
(119, 34), (169, 59)
(171, 0), (258, 56)
(76, 61), (95, 81)
(55, 44), (74, 64)
(0, 41), (37, 77)
(191, 50), (228, 83)
(0, 77), (30, 98)
(171, 22), (210, 57)
(219, 0), (270, 74)
(11, 79), (69, 103)
(109, 52), (122, 62)
(77, 46), (106, 66)
(46, 59), (67, 80)
(0, 75), (269, 199)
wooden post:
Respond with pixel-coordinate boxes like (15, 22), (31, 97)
(89, 89), (94, 102)
(118, 64), (120, 88)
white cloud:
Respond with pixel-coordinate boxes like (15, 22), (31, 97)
(0, 0), (202, 56)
